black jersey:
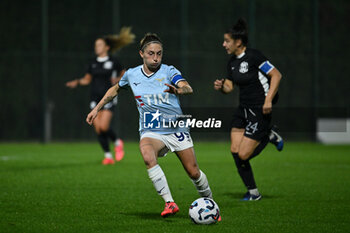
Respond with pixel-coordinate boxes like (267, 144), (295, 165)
(87, 56), (123, 100)
(226, 48), (278, 108)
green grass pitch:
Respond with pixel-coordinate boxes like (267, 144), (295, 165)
(0, 142), (349, 233)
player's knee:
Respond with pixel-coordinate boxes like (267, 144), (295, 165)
(95, 128), (101, 134)
(188, 166), (200, 180)
(140, 146), (157, 168)
(238, 151), (250, 161)
(230, 144), (239, 153)
(143, 159), (157, 168)
(100, 125), (109, 133)
(141, 151), (156, 167)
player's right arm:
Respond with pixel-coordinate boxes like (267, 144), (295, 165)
(86, 83), (120, 125)
(66, 73), (92, 88)
(214, 78), (234, 94)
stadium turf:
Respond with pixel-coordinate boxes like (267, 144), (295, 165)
(0, 142), (349, 233)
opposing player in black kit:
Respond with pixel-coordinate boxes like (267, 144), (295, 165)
(66, 27), (135, 165)
(214, 18), (284, 200)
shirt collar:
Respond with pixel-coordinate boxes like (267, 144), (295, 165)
(236, 52), (245, 59)
(97, 56), (109, 62)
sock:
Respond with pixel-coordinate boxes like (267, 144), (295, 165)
(147, 164), (174, 203)
(232, 152), (257, 190)
(97, 132), (110, 153)
(249, 135), (269, 160)
(115, 139), (121, 147)
(104, 152), (113, 159)
(249, 188), (260, 196)
(191, 170), (213, 198)
(106, 129), (117, 142)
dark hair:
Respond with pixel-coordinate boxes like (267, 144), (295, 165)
(97, 27), (135, 54)
(140, 33), (162, 51)
(226, 18), (248, 46)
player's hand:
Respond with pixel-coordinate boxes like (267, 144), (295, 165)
(262, 101), (272, 114)
(66, 79), (79, 88)
(214, 79), (225, 90)
(86, 109), (98, 125)
(164, 83), (178, 94)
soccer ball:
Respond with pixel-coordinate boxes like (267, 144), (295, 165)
(189, 197), (220, 224)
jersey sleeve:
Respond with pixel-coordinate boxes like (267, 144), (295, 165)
(168, 66), (185, 86)
(111, 58), (124, 77)
(254, 50), (274, 75)
(118, 69), (129, 88)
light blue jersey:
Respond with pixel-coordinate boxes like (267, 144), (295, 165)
(119, 64), (187, 135)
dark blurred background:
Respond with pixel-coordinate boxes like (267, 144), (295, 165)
(0, 0), (349, 142)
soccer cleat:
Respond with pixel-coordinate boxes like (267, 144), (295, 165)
(269, 125), (284, 151)
(241, 192), (262, 201)
(161, 202), (179, 217)
(114, 139), (125, 161)
(218, 215), (222, 222)
(102, 158), (115, 165)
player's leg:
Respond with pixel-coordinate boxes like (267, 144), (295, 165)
(230, 128), (260, 200)
(101, 102), (125, 160)
(140, 136), (178, 217)
(231, 128), (257, 190)
(94, 111), (114, 165)
(243, 109), (272, 160)
(236, 110), (271, 199)
(236, 136), (264, 200)
(237, 136), (260, 160)
(269, 125), (284, 151)
(99, 109), (124, 161)
(230, 108), (256, 192)
(175, 147), (213, 198)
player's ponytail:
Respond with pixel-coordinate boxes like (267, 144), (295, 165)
(101, 27), (135, 54)
(227, 18), (249, 46)
(140, 33), (163, 51)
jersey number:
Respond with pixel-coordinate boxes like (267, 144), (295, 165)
(174, 132), (190, 142)
(246, 122), (258, 134)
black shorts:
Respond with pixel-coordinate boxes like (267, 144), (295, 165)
(89, 96), (118, 111)
(231, 106), (271, 141)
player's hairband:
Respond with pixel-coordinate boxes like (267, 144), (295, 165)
(141, 41), (162, 51)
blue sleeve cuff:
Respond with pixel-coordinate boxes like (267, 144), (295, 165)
(171, 74), (185, 85)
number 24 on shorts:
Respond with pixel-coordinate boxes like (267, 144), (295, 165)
(246, 122), (258, 134)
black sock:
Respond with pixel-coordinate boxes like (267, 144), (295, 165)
(106, 128), (117, 142)
(232, 152), (257, 190)
(249, 135), (269, 160)
(97, 132), (110, 152)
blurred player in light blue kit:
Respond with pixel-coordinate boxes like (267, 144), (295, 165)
(86, 33), (219, 219)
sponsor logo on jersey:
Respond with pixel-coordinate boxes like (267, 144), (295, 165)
(103, 61), (113, 69)
(143, 110), (222, 129)
(144, 110), (162, 129)
(239, 61), (249, 73)
(155, 77), (165, 86)
(135, 93), (170, 107)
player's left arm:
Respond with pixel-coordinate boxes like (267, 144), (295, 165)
(164, 80), (193, 95)
(263, 67), (282, 114)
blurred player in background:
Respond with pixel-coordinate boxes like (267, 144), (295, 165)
(66, 27), (135, 165)
(214, 18), (284, 200)
(86, 33), (219, 219)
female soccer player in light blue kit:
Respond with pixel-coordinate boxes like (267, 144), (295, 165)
(86, 33), (217, 218)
